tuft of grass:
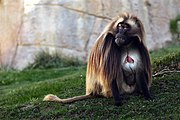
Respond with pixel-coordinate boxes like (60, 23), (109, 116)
(26, 51), (84, 69)
(169, 15), (180, 34)
(151, 52), (180, 73)
(150, 44), (180, 73)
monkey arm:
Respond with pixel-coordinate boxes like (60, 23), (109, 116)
(138, 43), (152, 87)
(110, 79), (123, 106)
(136, 71), (152, 100)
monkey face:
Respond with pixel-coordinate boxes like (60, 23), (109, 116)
(113, 14), (143, 47)
(115, 22), (131, 46)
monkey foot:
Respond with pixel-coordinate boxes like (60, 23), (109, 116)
(114, 101), (123, 106)
(144, 96), (153, 101)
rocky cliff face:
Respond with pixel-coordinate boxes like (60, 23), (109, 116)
(0, 0), (180, 70)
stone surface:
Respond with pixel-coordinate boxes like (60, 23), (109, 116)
(0, 0), (180, 70)
(0, 0), (23, 68)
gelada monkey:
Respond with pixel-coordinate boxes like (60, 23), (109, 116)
(43, 13), (152, 106)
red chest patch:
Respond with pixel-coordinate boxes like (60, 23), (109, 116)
(126, 56), (134, 63)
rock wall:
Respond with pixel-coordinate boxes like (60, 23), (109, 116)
(0, 0), (180, 70)
(0, 0), (23, 69)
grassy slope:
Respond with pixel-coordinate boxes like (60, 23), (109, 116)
(0, 45), (180, 120)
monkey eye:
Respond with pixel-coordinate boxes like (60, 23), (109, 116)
(117, 23), (130, 30)
(118, 23), (122, 28)
(124, 24), (130, 29)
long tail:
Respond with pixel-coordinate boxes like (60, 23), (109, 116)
(43, 94), (93, 104)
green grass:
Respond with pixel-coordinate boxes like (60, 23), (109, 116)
(170, 15), (180, 34)
(150, 44), (180, 73)
(26, 51), (84, 69)
(0, 45), (180, 120)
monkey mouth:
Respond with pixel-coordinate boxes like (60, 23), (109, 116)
(115, 35), (133, 46)
(115, 38), (125, 46)
(115, 35), (127, 46)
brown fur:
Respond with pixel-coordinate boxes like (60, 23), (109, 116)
(86, 13), (151, 97)
(43, 13), (152, 104)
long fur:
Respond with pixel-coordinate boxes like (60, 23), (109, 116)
(43, 13), (152, 104)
